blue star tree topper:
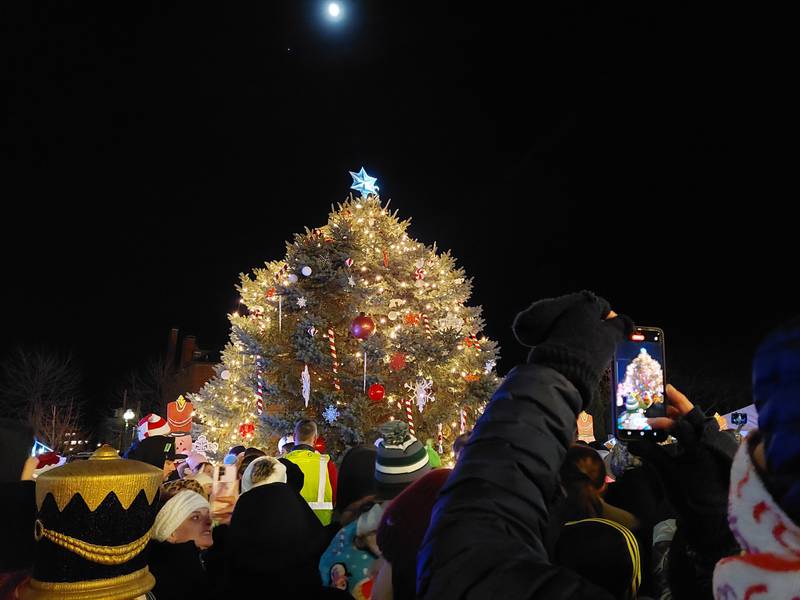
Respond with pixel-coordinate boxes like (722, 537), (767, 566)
(349, 167), (379, 198)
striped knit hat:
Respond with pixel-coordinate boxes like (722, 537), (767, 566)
(374, 421), (431, 500)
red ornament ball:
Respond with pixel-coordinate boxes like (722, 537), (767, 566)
(389, 353), (407, 372)
(239, 422), (255, 439)
(350, 313), (376, 340)
(368, 383), (385, 402)
(314, 435), (326, 453)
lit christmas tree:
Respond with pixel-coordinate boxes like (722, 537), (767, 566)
(616, 348), (664, 429)
(190, 169), (500, 457)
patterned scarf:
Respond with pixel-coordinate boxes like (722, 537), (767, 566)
(713, 440), (800, 599)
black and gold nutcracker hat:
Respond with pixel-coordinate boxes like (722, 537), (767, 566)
(19, 445), (163, 600)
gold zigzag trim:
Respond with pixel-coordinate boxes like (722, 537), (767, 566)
(35, 445), (163, 512)
(35, 521), (151, 565)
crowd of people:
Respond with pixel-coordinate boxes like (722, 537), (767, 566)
(1, 291), (798, 599)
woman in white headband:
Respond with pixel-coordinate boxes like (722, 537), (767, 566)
(149, 490), (215, 598)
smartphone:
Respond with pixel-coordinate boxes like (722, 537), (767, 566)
(612, 327), (667, 442)
(211, 464), (238, 513)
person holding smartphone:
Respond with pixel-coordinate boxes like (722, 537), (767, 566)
(418, 291), (632, 599)
(638, 319), (800, 599)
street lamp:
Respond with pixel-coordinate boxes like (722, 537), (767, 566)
(122, 409), (135, 452)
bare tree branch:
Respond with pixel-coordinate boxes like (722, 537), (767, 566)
(0, 347), (86, 450)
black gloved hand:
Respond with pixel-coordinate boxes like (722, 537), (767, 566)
(513, 290), (633, 409)
(628, 408), (738, 557)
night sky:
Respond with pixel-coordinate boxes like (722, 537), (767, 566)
(3, 2), (789, 414)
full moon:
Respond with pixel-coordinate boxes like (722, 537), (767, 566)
(327, 3), (341, 18)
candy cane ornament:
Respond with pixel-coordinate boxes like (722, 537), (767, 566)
(422, 314), (432, 339)
(460, 407), (467, 434)
(256, 373), (264, 415)
(273, 263), (289, 284)
(327, 327), (341, 391)
(405, 398), (416, 436)
(470, 333), (482, 351)
(437, 423), (443, 454)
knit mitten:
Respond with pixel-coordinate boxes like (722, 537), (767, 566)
(513, 290), (633, 409)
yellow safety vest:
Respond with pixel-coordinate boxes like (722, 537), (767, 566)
(285, 449), (334, 525)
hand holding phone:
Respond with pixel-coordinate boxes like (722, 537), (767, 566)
(646, 384), (694, 431)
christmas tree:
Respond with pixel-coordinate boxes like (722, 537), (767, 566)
(190, 169), (500, 458)
(616, 348), (664, 429)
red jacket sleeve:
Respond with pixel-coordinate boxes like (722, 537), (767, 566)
(327, 459), (338, 505)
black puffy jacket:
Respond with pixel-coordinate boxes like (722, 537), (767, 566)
(417, 364), (614, 599)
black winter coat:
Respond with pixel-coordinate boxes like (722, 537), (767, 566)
(148, 540), (209, 600)
(417, 364), (614, 599)
(0, 481), (35, 573)
(224, 482), (333, 596)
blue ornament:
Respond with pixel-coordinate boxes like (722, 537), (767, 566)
(349, 167), (379, 197)
(323, 404), (340, 424)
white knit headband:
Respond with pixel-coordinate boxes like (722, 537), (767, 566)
(152, 490), (210, 542)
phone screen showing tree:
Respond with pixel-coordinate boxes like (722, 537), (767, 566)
(614, 329), (667, 435)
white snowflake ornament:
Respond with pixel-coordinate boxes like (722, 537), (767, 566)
(297, 296), (307, 308)
(405, 377), (434, 413)
(322, 404), (340, 424)
(192, 435), (218, 455)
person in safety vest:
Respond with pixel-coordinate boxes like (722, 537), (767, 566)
(284, 418), (338, 524)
